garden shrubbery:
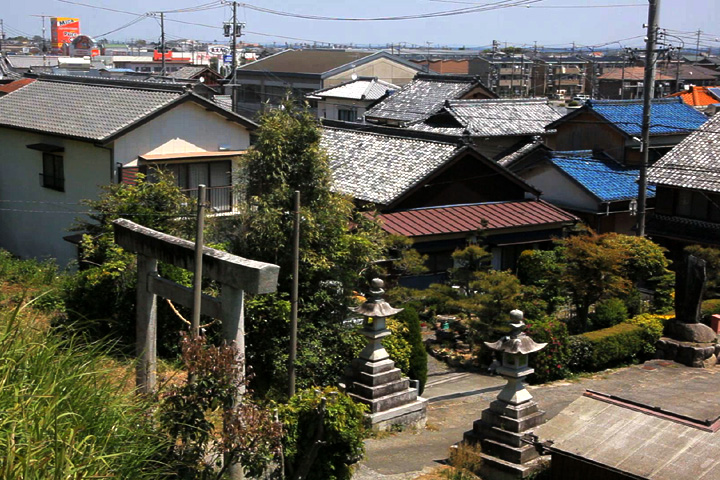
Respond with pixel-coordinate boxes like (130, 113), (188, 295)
(577, 322), (646, 371)
(525, 316), (570, 384)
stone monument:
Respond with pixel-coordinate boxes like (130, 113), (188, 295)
(656, 255), (719, 367)
(343, 279), (427, 431)
(463, 310), (549, 479)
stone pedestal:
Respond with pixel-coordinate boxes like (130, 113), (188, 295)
(655, 337), (718, 368)
(345, 279), (427, 431)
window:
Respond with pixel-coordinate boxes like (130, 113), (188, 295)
(41, 153), (64, 191)
(338, 108), (358, 122)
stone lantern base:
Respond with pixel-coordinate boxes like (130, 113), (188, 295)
(345, 357), (427, 431)
(463, 398), (549, 480)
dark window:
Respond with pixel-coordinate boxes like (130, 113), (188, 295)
(41, 153), (64, 191)
(338, 108), (358, 122)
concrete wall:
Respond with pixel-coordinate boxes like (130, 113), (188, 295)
(522, 163), (599, 212)
(317, 98), (372, 122)
(0, 129), (110, 266)
(325, 57), (418, 87)
(113, 102), (251, 165)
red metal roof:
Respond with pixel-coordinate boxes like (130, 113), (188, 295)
(0, 78), (36, 95)
(377, 200), (578, 237)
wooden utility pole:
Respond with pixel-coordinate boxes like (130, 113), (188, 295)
(231, 1), (238, 113)
(288, 190), (300, 398)
(191, 185), (207, 338)
(160, 12), (166, 76)
(637, 0), (660, 237)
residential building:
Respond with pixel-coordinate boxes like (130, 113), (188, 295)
(647, 112), (720, 254)
(0, 76), (256, 266)
(411, 59), (470, 75)
(469, 55), (533, 98)
(668, 85), (720, 114)
(658, 63), (720, 89)
(533, 55), (588, 99)
(306, 77), (398, 122)
(232, 49), (421, 115)
(503, 149), (654, 235)
(545, 98), (708, 166)
(167, 65), (223, 87)
(597, 67), (676, 99)
(320, 126), (577, 284)
(407, 98), (563, 159)
(106, 55), (195, 73)
(364, 73), (495, 126)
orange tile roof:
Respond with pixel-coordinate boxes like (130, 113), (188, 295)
(0, 78), (35, 95)
(669, 86), (720, 106)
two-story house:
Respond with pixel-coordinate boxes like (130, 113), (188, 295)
(0, 75), (256, 266)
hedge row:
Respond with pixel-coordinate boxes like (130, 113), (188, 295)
(569, 322), (646, 372)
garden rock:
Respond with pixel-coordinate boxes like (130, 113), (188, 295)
(667, 321), (717, 344)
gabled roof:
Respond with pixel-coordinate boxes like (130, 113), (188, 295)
(5, 55), (61, 69)
(364, 73), (495, 124)
(648, 113), (720, 192)
(0, 78), (35, 95)
(598, 67), (674, 81)
(168, 65), (213, 79)
(409, 98), (563, 137)
(376, 199), (577, 237)
(321, 126), (538, 207)
(497, 139), (548, 168)
(549, 150), (655, 202)
(308, 77), (398, 101)
(668, 85), (720, 107)
(547, 98), (708, 137)
(660, 64), (720, 81)
(0, 77), (256, 143)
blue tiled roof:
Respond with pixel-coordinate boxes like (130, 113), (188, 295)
(550, 150), (655, 202)
(587, 98), (708, 136)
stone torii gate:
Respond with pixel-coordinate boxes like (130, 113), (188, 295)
(112, 218), (280, 394)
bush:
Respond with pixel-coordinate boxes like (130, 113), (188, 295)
(567, 335), (594, 372)
(384, 318), (412, 374)
(626, 314), (665, 355)
(590, 297), (628, 329)
(0, 249), (59, 287)
(279, 387), (367, 480)
(525, 317), (571, 384)
(395, 307), (428, 394)
(577, 323), (646, 371)
(701, 299), (720, 323)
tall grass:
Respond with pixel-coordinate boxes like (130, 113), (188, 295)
(0, 307), (171, 479)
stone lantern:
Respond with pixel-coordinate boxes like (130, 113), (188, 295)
(463, 310), (549, 479)
(344, 279), (427, 431)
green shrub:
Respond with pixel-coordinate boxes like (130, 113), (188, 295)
(701, 299), (720, 323)
(568, 335), (594, 372)
(525, 316), (571, 384)
(384, 318), (412, 374)
(395, 307), (428, 394)
(578, 322), (646, 371)
(626, 314), (665, 355)
(0, 308), (170, 479)
(0, 249), (59, 287)
(279, 387), (367, 480)
(590, 297), (628, 329)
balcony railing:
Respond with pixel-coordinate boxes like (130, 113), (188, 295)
(182, 185), (235, 214)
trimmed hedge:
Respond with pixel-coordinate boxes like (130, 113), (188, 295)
(574, 322), (645, 371)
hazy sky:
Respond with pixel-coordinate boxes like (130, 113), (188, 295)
(3, 0), (719, 50)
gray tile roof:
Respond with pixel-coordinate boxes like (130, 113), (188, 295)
(497, 139), (544, 167)
(309, 78), (398, 101)
(364, 74), (487, 124)
(408, 98), (563, 137)
(0, 79), (181, 141)
(648, 113), (720, 192)
(168, 66), (207, 79)
(213, 94), (233, 112)
(6, 56), (60, 69)
(320, 126), (459, 205)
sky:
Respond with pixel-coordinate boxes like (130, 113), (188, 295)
(3, 0), (719, 51)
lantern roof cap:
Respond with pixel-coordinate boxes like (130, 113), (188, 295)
(484, 310), (547, 355)
(350, 278), (404, 318)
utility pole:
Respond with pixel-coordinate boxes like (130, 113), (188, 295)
(30, 14), (49, 66)
(0, 20), (5, 54)
(694, 29), (702, 64)
(288, 190), (300, 398)
(637, 0), (660, 237)
(191, 185), (207, 339)
(223, 1), (243, 113)
(160, 12), (165, 76)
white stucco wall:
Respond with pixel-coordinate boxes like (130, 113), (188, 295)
(325, 57), (418, 87)
(317, 98), (371, 122)
(522, 163), (599, 212)
(0, 129), (110, 266)
(113, 101), (251, 165)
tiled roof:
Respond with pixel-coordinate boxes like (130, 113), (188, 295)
(320, 127), (460, 206)
(0, 79), (182, 141)
(6, 56), (61, 69)
(364, 73), (492, 124)
(376, 200), (577, 237)
(648, 113), (720, 192)
(550, 150), (655, 202)
(598, 67), (674, 81)
(668, 86), (720, 107)
(497, 139), (545, 167)
(659, 64), (720, 81)
(647, 214), (720, 246)
(586, 98), (708, 136)
(0, 78), (35, 95)
(168, 66), (208, 79)
(410, 99), (563, 137)
(308, 77), (398, 101)
(238, 49), (374, 74)
(213, 94), (233, 111)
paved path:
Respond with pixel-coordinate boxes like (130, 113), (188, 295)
(354, 358), (720, 479)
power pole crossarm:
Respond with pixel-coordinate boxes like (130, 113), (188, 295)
(636, 0), (661, 237)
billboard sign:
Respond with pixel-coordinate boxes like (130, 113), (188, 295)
(70, 35), (101, 57)
(50, 17), (80, 53)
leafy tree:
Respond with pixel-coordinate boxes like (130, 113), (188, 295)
(516, 249), (565, 313)
(555, 232), (631, 331)
(227, 101), (386, 396)
(449, 244), (491, 294)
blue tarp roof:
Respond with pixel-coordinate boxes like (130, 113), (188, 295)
(550, 150), (655, 202)
(587, 98), (708, 136)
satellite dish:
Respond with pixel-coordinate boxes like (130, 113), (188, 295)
(351, 73), (358, 81)
(199, 76), (205, 83)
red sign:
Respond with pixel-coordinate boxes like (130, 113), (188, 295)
(50, 17), (80, 53)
